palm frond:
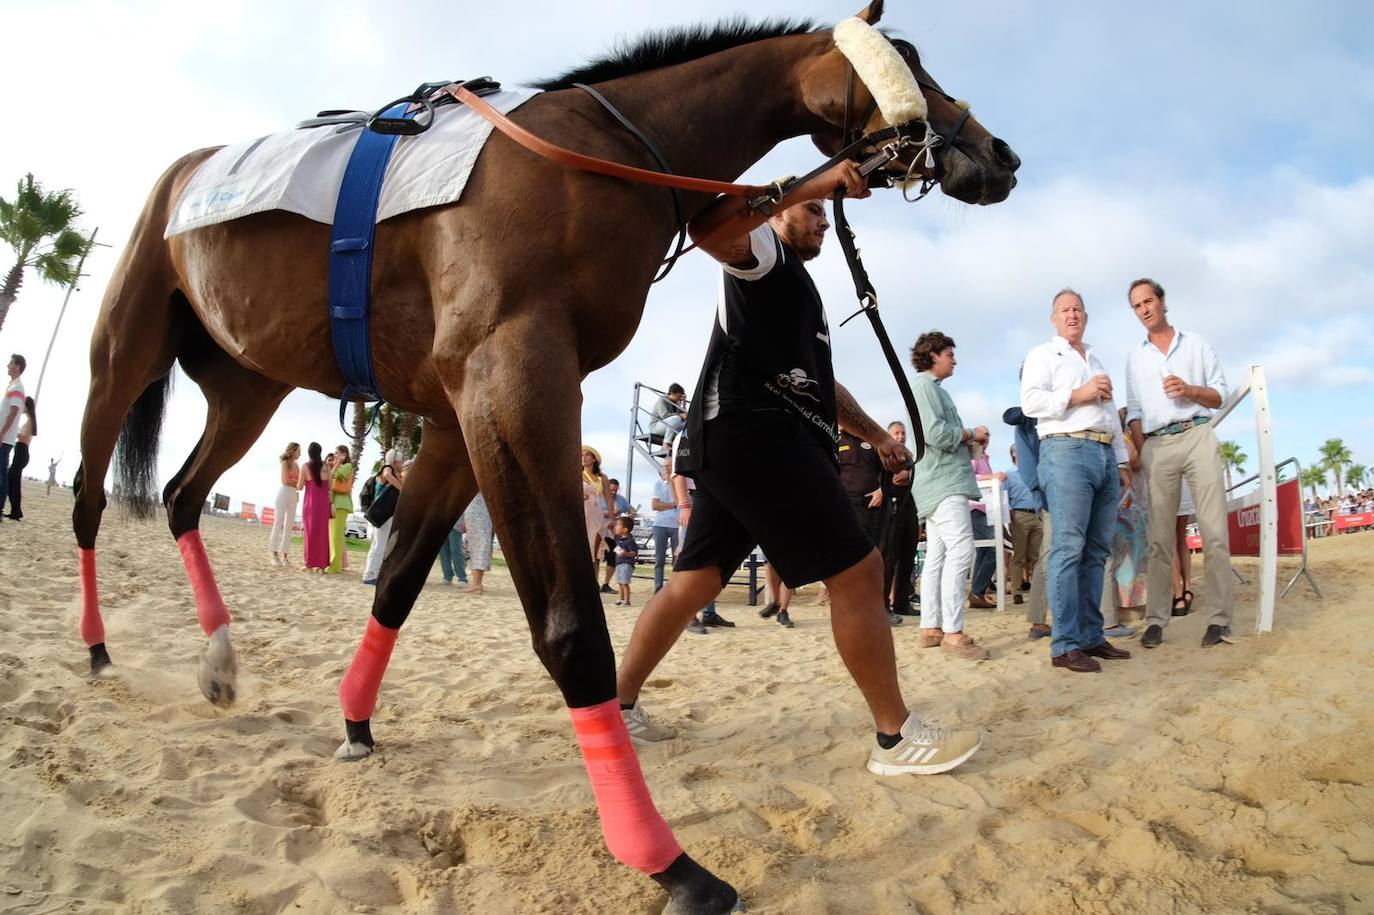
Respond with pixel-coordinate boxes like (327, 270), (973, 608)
(33, 250), (81, 287)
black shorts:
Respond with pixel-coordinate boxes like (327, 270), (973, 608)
(675, 411), (875, 589)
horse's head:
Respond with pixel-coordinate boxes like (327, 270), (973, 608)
(801, 1), (1020, 205)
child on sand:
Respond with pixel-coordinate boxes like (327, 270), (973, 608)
(613, 517), (638, 607)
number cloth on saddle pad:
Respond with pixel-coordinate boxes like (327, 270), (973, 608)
(164, 89), (537, 237)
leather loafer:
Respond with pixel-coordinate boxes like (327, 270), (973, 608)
(1083, 641), (1132, 660)
(1201, 624), (1232, 647)
(1051, 649), (1101, 673)
(1141, 625), (1163, 648)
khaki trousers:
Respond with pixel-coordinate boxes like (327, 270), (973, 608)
(1142, 424), (1234, 629)
(1026, 511), (1051, 625)
(1009, 509), (1043, 590)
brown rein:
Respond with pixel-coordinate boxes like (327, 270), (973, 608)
(443, 84), (768, 199)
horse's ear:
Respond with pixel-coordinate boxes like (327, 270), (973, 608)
(854, 0), (884, 24)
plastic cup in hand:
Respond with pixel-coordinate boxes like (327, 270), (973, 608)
(1159, 366), (1177, 400)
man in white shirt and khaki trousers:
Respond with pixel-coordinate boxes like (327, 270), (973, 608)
(1021, 290), (1134, 673)
(1124, 278), (1234, 649)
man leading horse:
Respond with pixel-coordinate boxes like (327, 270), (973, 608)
(617, 168), (983, 777)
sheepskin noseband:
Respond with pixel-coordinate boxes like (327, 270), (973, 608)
(832, 17), (927, 126)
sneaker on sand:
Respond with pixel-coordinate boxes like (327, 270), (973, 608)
(758, 601), (781, 619)
(686, 617), (708, 635)
(867, 713), (983, 776)
(776, 609), (795, 628)
(941, 636), (990, 661)
(919, 631), (944, 648)
(622, 700), (677, 743)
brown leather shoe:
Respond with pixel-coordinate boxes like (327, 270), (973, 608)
(1051, 649), (1102, 673)
(968, 594), (997, 609)
(1082, 641), (1132, 660)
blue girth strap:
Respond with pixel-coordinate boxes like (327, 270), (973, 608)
(328, 100), (414, 429)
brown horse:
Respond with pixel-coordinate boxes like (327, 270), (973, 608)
(74, 3), (1017, 910)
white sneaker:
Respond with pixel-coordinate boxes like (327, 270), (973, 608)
(621, 699), (677, 743)
(866, 712), (982, 776)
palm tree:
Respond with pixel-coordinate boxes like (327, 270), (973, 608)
(1218, 440), (1247, 491)
(1348, 463), (1368, 493)
(1300, 465), (1326, 504)
(348, 401), (369, 468)
(1318, 438), (1352, 501)
(0, 174), (90, 334)
(396, 411), (420, 457)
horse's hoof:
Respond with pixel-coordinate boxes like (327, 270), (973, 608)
(197, 625), (238, 708)
(89, 643), (114, 677)
(334, 718), (375, 761)
(652, 853), (743, 914)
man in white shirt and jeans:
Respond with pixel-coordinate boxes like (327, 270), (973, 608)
(1123, 278), (1233, 648)
(0, 355), (26, 524)
(1020, 291), (1133, 673)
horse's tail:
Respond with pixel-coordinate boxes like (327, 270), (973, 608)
(115, 371), (173, 520)
(98, 149), (218, 521)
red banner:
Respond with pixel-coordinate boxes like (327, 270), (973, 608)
(1335, 512), (1374, 531)
(1226, 478), (1304, 557)
(260, 506), (275, 526)
(240, 501), (257, 520)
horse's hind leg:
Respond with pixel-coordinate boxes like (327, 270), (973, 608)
(455, 325), (740, 914)
(162, 323), (291, 706)
(73, 250), (184, 675)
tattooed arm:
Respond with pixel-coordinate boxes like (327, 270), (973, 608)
(836, 381), (911, 473)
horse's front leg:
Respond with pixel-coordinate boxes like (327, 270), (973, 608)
(456, 325), (740, 915)
(334, 418), (476, 759)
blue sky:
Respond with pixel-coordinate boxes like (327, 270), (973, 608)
(1, 0), (1370, 515)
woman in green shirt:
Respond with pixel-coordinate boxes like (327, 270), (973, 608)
(328, 444), (355, 574)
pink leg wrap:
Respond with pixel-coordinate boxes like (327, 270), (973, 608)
(339, 616), (399, 721)
(569, 699), (683, 875)
(176, 531), (232, 636)
(78, 548), (104, 647)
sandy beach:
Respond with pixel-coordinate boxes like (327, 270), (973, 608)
(2, 486), (1371, 914)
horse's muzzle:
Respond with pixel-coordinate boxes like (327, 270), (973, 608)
(942, 135), (1020, 205)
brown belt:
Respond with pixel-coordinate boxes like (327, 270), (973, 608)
(1042, 429), (1113, 445)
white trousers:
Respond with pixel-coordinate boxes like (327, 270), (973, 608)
(269, 485), (298, 555)
(920, 495), (974, 633)
(362, 518), (393, 581)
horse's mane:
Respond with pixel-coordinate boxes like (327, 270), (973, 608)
(531, 17), (822, 90)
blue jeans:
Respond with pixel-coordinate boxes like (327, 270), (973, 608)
(970, 509), (996, 595)
(1039, 437), (1120, 657)
(438, 528), (467, 582)
(652, 525), (679, 593)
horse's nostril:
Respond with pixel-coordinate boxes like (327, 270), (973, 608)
(991, 138), (1021, 171)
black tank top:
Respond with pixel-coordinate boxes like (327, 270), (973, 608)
(676, 225), (838, 475)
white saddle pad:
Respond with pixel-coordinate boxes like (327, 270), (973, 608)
(165, 88), (538, 237)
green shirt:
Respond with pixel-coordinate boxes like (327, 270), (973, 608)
(331, 461), (354, 512)
(910, 371), (980, 519)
